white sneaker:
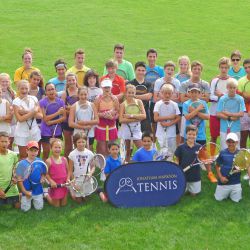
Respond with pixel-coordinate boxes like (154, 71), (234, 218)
(243, 174), (249, 180)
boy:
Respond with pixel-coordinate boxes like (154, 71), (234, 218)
(98, 142), (122, 202)
(214, 133), (242, 202)
(183, 84), (217, 183)
(100, 59), (126, 102)
(154, 84), (181, 160)
(128, 61), (153, 132)
(174, 125), (202, 196)
(132, 132), (157, 162)
(217, 78), (245, 150)
(67, 48), (90, 86)
(17, 141), (47, 212)
(0, 132), (19, 208)
(228, 50), (246, 80)
(209, 57), (231, 144)
(103, 44), (135, 82)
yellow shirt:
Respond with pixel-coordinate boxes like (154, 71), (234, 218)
(67, 65), (90, 86)
(14, 66), (40, 83)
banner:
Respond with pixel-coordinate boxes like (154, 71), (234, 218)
(105, 161), (186, 208)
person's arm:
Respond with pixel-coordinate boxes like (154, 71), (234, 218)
(45, 158), (57, 188)
(0, 101), (12, 123)
(68, 158), (74, 180)
(215, 164), (228, 184)
(135, 92), (152, 101)
(185, 103), (205, 120)
(63, 157), (70, 182)
(13, 104), (37, 122)
(17, 180), (32, 198)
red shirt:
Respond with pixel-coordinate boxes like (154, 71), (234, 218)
(100, 74), (125, 95)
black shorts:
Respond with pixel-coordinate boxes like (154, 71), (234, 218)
(62, 122), (74, 132)
(40, 135), (63, 143)
(88, 137), (95, 146)
(0, 195), (19, 206)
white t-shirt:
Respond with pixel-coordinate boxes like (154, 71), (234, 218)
(154, 100), (180, 138)
(0, 99), (11, 134)
(68, 148), (94, 177)
(154, 77), (181, 93)
(13, 95), (40, 137)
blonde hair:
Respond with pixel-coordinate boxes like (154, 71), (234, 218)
(227, 78), (238, 88)
(50, 138), (63, 148)
(0, 73), (15, 100)
(177, 55), (191, 75)
(160, 84), (174, 93)
(126, 84), (136, 92)
(218, 57), (230, 67)
(17, 80), (29, 89)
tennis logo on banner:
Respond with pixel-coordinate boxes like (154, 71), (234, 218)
(105, 161), (186, 208)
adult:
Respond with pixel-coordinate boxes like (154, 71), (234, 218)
(228, 50), (246, 80)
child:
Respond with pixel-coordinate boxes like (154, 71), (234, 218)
(154, 84), (181, 160)
(174, 125), (202, 196)
(119, 84), (146, 162)
(175, 55), (191, 84)
(16, 141), (46, 212)
(183, 84), (217, 183)
(132, 132), (157, 162)
(68, 132), (94, 204)
(0, 132), (19, 208)
(209, 57), (231, 144)
(28, 70), (45, 100)
(228, 50), (246, 80)
(98, 142), (122, 202)
(217, 78), (245, 150)
(46, 139), (69, 207)
(84, 69), (103, 102)
(69, 86), (99, 151)
(100, 59), (126, 102)
(214, 133), (242, 202)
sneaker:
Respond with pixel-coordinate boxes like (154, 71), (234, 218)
(207, 172), (217, 183)
(243, 174), (249, 181)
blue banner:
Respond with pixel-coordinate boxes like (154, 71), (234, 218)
(105, 161), (186, 208)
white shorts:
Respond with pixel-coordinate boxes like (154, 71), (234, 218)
(240, 112), (250, 131)
(21, 194), (44, 212)
(180, 116), (186, 137)
(118, 123), (142, 140)
(10, 124), (16, 137)
(14, 133), (41, 147)
(214, 184), (242, 202)
(186, 181), (201, 194)
(158, 136), (176, 158)
(220, 132), (240, 150)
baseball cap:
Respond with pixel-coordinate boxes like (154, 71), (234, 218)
(101, 79), (112, 88)
(27, 141), (39, 150)
(226, 132), (239, 142)
(188, 83), (201, 92)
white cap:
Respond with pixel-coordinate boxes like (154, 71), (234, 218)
(101, 79), (112, 88)
(226, 132), (239, 142)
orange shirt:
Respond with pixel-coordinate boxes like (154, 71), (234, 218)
(100, 74), (125, 95)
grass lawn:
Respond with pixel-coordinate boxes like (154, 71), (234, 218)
(1, 0), (250, 249)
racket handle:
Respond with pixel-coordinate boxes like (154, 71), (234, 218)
(183, 162), (200, 172)
(4, 185), (12, 193)
(106, 125), (109, 141)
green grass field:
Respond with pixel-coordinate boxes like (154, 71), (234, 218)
(1, 0), (250, 249)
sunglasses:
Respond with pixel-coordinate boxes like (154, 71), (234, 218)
(231, 59), (240, 62)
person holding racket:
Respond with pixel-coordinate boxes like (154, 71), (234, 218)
(183, 84), (217, 183)
(61, 72), (79, 158)
(209, 57), (231, 144)
(217, 78), (245, 150)
(45, 139), (69, 207)
(39, 83), (66, 161)
(48, 59), (67, 96)
(118, 84), (146, 162)
(0, 132), (19, 208)
(69, 87), (99, 151)
(214, 133), (242, 202)
(100, 59), (126, 102)
(16, 141), (47, 212)
(84, 69), (103, 102)
(154, 84), (181, 160)
(14, 48), (40, 84)
(13, 80), (42, 159)
(68, 133), (94, 204)
(94, 79), (119, 156)
(228, 50), (246, 80)
(67, 48), (90, 87)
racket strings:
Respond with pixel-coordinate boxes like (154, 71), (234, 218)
(197, 143), (220, 163)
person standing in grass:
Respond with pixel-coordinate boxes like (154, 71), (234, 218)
(228, 50), (246, 80)
(67, 48), (90, 87)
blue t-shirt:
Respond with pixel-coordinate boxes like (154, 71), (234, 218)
(174, 142), (201, 182)
(48, 77), (66, 93)
(216, 149), (241, 185)
(104, 155), (122, 175)
(132, 147), (157, 162)
(175, 73), (190, 83)
(183, 99), (209, 141)
(228, 66), (246, 81)
(216, 94), (245, 133)
(16, 157), (46, 196)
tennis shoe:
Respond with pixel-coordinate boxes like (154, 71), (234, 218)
(207, 172), (217, 183)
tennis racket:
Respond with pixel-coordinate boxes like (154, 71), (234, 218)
(135, 84), (148, 96)
(242, 81), (250, 111)
(222, 97), (241, 133)
(116, 68), (128, 80)
(4, 164), (17, 194)
(45, 101), (62, 137)
(55, 82), (65, 92)
(145, 70), (160, 85)
(183, 143), (220, 172)
(66, 95), (79, 106)
(228, 149), (250, 176)
(189, 100), (205, 128)
(87, 154), (106, 181)
(119, 138), (126, 164)
(214, 77), (228, 96)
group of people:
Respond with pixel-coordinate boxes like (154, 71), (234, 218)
(0, 44), (250, 211)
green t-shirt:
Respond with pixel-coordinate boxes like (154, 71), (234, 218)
(0, 150), (19, 197)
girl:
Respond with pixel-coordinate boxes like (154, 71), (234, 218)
(119, 84), (146, 162)
(84, 69), (103, 102)
(175, 55), (191, 83)
(46, 139), (69, 207)
(14, 48), (40, 84)
(13, 80), (42, 159)
(94, 79), (119, 156)
(68, 87), (99, 152)
(0, 73), (16, 149)
(68, 132), (94, 204)
(28, 70), (45, 101)
(61, 73), (79, 158)
(39, 83), (66, 161)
